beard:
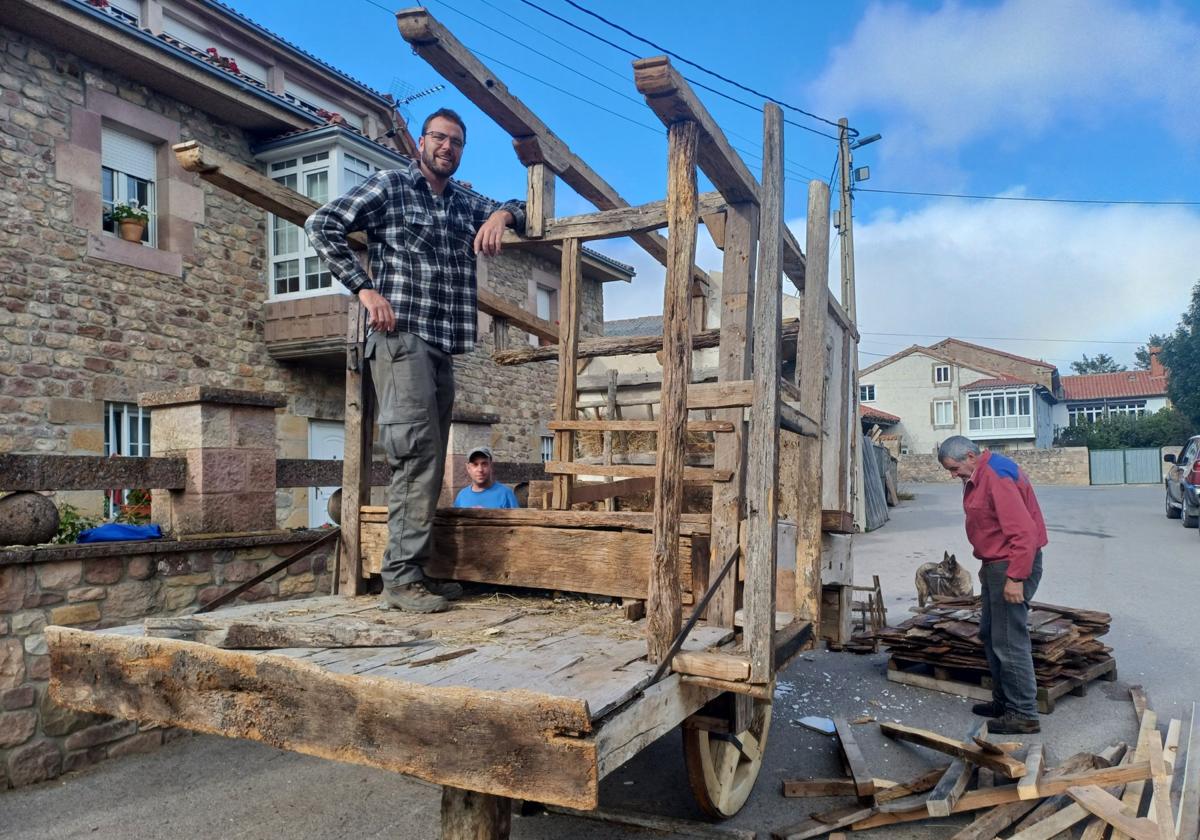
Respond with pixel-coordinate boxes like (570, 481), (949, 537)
(421, 144), (459, 178)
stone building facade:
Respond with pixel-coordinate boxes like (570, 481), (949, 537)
(2, 1), (626, 528)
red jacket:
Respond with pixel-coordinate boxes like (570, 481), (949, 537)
(962, 450), (1048, 580)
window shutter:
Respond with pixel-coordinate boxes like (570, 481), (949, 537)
(929, 401), (935, 426)
(101, 127), (157, 181)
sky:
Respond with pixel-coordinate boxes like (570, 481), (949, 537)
(229, 0), (1200, 371)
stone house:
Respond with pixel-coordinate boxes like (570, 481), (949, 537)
(1052, 349), (1170, 431)
(2, 0), (630, 528)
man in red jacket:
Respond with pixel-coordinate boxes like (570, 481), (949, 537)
(939, 436), (1048, 734)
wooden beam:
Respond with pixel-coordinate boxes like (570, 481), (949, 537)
(407, 507), (712, 535)
(594, 673), (720, 778)
(47, 627), (599, 809)
(142, 616), (430, 649)
(501, 192), (727, 245)
(779, 403), (819, 438)
(879, 722), (1027, 778)
(833, 716), (875, 798)
(474, 287), (560, 345)
(543, 462), (731, 483)
(648, 120), (701, 664)
(794, 180), (832, 632)
(1114, 708), (1160, 840)
(1019, 743), (1046, 800)
(525, 162), (554, 239)
(672, 651), (751, 682)
(561, 477), (653, 505)
(551, 238), (582, 509)
(544, 804), (757, 840)
(442, 787), (511, 840)
(546, 419), (734, 433)
(928, 723), (985, 817)
(395, 8), (711, 288)
(339, 301), (370, 592)
(1068, 786), (1161, 840)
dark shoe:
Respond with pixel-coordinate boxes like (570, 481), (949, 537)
(381, 582), (449, 614)
(972, 701), (1005, 717)
(423, 578), (463, 601)
(987, 713), (1040, 734)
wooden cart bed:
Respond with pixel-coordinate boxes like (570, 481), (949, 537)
(48, 593), (738, 809)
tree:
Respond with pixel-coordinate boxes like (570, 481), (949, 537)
(1069, 353), (1125, 375)
(1134, 334), (1168, 370)
(1161, 280), (1200, 427)
(1054, 407), (1196, 449)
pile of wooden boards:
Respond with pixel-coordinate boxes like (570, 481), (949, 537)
(772, 691), (1200, 839)
(880, 597), (1117, 713)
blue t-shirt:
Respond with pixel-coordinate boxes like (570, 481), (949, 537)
(454, 482), (519, 509)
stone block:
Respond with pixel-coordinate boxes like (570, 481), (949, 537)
(0, 565), (26, 612)
(0, 710), (36, 747)
(10, 610), (45, 636)
(49, 602), (100, 626)
(62, 746), (106, 775)
(148, 404), (202, 454)
(277, 412), (308, 444)
(231, 406), (277, 449)
(127, 556), (155, 580)
(105, 729), (162, 758)
(83, 556), (123, 585)
(68, 586), (106, 603)
(67, 427), (104, 454)
(229, 492), (276, 532)
(187, 448), (247, 495)
(6, 739), (61, 787)
(40, 690), (103, 736)
(53, 142), (100, 191)
(221, 559), (258, 583)
(189, 552), (214, 573)
(101, 580), (158, 621)
(48, 398), (104, 426)
(245, 449), (276, 490)
(278, 574), (316, 598)
(196, 586), (231, 605)
(1, 686), (36, 710)
(162, 586), (195, 612)
(23, 634), (47, 655)
(162, 573), (210, 587)
(36, 560), (82, 590)
(26, 655), (49, 681)
(284, 556), (312, 576)
(65, 719), (136, 751)
(0, 640), (26, 690)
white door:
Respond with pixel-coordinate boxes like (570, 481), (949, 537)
(308, 420), (345, 527)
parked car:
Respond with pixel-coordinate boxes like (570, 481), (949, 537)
(1165, 435), (1200, 527)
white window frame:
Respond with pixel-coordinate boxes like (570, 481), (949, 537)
(101, 126), (157, 247)
(105, 0), (141, 26)
(933, 399), (954, 428)
(934, 364), (951, 384)
(104, 401), (151, 518)
(540, 435), (554, 463)
(859, 384), (876, 403)
(530, 284), (556, 347)
(967, 387), (1034, 434)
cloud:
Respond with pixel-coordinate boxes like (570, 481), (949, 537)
(598, 230), (726, 321)
(852, 198), (1200, 367)
(808, 0), (1200, 151)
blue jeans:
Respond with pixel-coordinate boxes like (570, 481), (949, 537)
(978, 551), (1043, 719)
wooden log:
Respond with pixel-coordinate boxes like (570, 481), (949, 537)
(442, 787), (511, 840)
(525, 161), (553, 240)
(793, 181), (832, 631)
(832, 716), (875, 798)
(142, 617), (431, 649)
(743, 103), (784, 683)
(339, 301), (371, 593)
(648, 120), (700, 664)
(543, 462), (731, 482)
(47, 627), (598, 809)
(551, 238), (582, 509)
(546, 419), (733, 433)
(501, 191), (727, 245)
(879, 722), (1027, 778)
(1068, 785), (1161, 840)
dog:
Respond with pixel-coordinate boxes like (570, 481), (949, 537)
(915, 552), (974, 607)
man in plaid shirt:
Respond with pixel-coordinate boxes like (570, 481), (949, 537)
(306, 109), (525, 613)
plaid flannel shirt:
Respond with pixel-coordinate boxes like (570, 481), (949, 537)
(305, 159), (526, 354)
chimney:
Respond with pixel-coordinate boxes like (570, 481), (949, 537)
(1149, 346), (1165, 378)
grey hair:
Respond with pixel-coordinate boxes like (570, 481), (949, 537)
(937, 436), (980, 463)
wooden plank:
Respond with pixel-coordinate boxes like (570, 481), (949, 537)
(546, 419), (734, 433)
(398, 507), (712, 536)
(782, 778), (861, 798)
(779, 403), (819, 438)
(886, 659), (995, 702)
(594, 673), (718, 777)
(476, 287), (559, 344)
(1179, 702), (1200, 840)
(771, 805), (876, 840)
(543, 462), (731, 483)
(551, 238), (582, 509)
(1069, 785), (1162, 840)
(875, 766), (950, 804)
(1008, 802), (1092, 840)
(1148, 734), (1179, 840)
(502, 191), (727, 244)
(47, 627), (598, 809)
(821, 509), (855, 534)
(1020, 743), (1046, 800)
(648, 120), (701, 664)
(141, 617), (430, 649)
(671, 651), (751, 682)
(525, 161), (554, 240)
(879, 722), (1027, 778)
(1114, 708), (1161, 840)
(564, 477), (654, 505)
(743, 103), (784, 684)
(394, 8), (710, 288)
(794, 180), (832, 631)
(927, 723), (985, 816)
(340, 301), (370, 592)
(678, 675), (771, 700)
(832, 716), (875, 798)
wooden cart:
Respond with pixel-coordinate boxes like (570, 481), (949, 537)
(48, 9), (861, 837)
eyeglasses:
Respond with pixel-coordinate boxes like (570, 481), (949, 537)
(424, 131), (464, 150)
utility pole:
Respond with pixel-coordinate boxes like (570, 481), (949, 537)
(837, 118), (857, 322)
(835, 118), (860, 527)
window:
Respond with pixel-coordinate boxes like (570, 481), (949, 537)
(530, 284), (556, 346)
(541, 435), (554, 463)
(343, 153), (375, 190)
(859, 384), (876, 403)
(104, 401), (151, 518)
(967, 388), (1033, 432)
(933, 399), (954, 427)
(1068, 400), (1147, 425)
(105, 0), (141, 26)
(934, 364), (951, 384)
(269, 152), (332, 297)
(101, 126), (157, 246)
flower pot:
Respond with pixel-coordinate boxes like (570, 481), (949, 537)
(118, 220), (146, 243)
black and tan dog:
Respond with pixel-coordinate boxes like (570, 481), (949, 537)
(915, 551), (974, 607)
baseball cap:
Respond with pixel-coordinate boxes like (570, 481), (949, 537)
(467, 446), (494, 461)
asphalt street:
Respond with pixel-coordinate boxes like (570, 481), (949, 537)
(2, 483), (1195, 839)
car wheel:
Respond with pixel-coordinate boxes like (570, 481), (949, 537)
(1184, 504), (1200, 528)
(1167, 494), (1183, 519)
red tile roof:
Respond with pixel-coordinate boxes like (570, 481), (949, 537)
(1061, 371), (1168, 400)
(860, 404), (901, 424)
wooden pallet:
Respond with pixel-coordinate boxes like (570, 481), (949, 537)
(886, 655), (1118, 714)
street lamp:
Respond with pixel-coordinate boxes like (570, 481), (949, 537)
(851, 133), (882, 150)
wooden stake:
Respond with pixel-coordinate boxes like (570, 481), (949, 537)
(551, 238), (582, 509)
(525, 162), (554, 240)
(338, 301), (372, 594)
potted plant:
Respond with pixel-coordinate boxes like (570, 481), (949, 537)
(108, 201), (149, 243)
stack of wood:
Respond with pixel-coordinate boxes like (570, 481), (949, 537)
(773, 691), (1200, 840)
(878, 597), (1116, 711)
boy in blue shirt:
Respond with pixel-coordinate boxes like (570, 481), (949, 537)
(453, 447), (519, 508)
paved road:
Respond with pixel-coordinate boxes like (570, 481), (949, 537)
(3, 483), (1195, 839)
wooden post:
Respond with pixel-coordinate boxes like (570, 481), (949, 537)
(794, 180), (832, 630)
(338, 300), (372, 594)
(707, 201), (758, 627)
(525, 162), (554, 240)
(744, 104), (784, 683)
(604, 368), (617, 511)
(648, 120), (700, 663)
(551, 238), (582, 509)
(441, 787), (511, 840)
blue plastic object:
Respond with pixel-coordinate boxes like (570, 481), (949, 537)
(77, 523), (164, 543)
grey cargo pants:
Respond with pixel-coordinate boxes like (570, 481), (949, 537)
(978, 551), (1043, 719)
(367, 331), (454, 588)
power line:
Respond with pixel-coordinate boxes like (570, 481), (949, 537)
(557, 0), (848, 136)
(859, 331), (1145, 345)
(857, 188), (1200, 207)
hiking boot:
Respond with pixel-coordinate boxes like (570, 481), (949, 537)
(972, 701), (1005, 717)
(381, 582), (449, 614)
(987, 713), (1040, 734)
(423, 578), (463, 601)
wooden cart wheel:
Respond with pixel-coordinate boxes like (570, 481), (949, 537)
(682, 695), (772, 819)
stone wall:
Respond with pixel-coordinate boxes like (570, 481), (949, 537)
(899, 446), (1091, 486)
(0, 533), (333, 789)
